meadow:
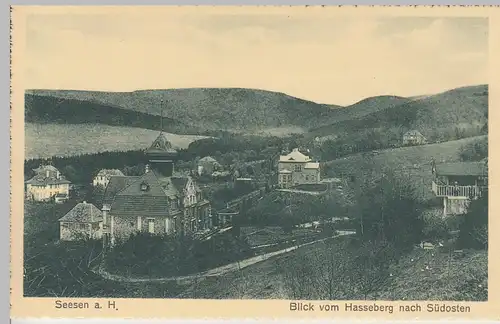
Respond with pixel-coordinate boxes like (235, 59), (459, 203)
(25, 123), (208, 159)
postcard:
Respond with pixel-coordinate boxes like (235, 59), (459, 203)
(9, 5), (500, 321)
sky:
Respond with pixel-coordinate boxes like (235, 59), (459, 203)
(23, 9), (488, 105)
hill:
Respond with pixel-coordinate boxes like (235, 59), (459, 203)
(310, 85), (488, 143)
(322, 135), (487, 201)
(26, 88), (340, 133)
(25, 93), (197, 135)
(25, 123), (207, 159)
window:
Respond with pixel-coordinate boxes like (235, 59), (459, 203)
(294, 164), (302, 172)
(148, 219), (155, 234)
(137, 216), (142, 231)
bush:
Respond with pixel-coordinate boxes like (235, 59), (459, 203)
(459, 137), (488, 162)
(458, 195), (488, 249)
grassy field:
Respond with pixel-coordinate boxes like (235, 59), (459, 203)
(25, 123), (208, 159)
(323, 135), (487, 201)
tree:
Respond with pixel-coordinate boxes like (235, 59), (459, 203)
(458, 194), (488, 249)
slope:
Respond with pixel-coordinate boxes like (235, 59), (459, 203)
(26, 88), (340, 132)
(310, 85), (488, 142)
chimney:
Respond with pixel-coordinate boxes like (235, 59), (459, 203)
(145, 164), (150, 173)
(83, 201), (87, 204)
(56, 171), (60, 179)
(46, 170), (50, 178)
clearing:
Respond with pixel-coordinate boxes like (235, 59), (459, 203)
(25, 123), (208, 159)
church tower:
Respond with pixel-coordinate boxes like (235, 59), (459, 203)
(145, 99), (178, 177)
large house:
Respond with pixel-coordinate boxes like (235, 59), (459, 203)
(58, 201), (103, 241)
(403, 130), (427, 146)
(93, 169), (125, 188)
(431, 160), (488, 216)
(102, 132), (212, 245)
(278, 148), (320, 189)
(25, 165), (71, 202)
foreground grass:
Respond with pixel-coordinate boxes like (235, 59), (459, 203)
(25, 123), (208, 159)
(173, 238), (487, 301)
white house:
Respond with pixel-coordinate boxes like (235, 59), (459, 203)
(25, 165), (71, 202)
(93, 169), (125, 188)
(277, 148), (321, 189)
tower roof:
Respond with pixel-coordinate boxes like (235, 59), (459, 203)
(145, 132), (178, 156)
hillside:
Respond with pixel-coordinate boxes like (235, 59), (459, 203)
(25, 94), (196, 135)
(323, 135), (488, 201)
(310, 85), (488, 142)
(25, 123), (206, 159)
(26, 88), (339, 132)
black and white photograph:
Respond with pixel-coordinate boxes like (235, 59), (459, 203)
(17, 7), (489, 304)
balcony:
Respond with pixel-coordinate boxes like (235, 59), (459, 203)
(432, 181), (486, 198)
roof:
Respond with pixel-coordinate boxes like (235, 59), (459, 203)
(199, 156), (218, 163)
(435, 162), (488, 177)
(25, 173), (71, 186)
(404, 130), (425, 137)
(33, 165), (59, 174)
(96, 169), (125, 178)
(59, 202), (103, 223)
(108, 171), (197, 217)
(145, 133), (178, 156)
(304, 162), (320, 169)
(103, 176), (141, 205)
(279, 148), (312, 163)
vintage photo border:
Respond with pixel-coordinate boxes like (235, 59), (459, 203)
(9, 4), (500, 320)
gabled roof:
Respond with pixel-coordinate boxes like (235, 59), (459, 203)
(279, 148), (312, 163)
(59, 202), (102, 223)
(95, 169), (125, 178)
(33, 165), (59, 174)
(404, 130), (425, 137)
(171, 177), (189, 192)
(199, 156), (218, 163)
(145, 133), (178, 155)
(435, 162), (488, 177)
(25, 173), (71, 186)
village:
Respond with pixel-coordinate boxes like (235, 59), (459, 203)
(23, 115), (489, 295)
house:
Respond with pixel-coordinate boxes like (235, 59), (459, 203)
(197, 156), (221, 176)
(403, 130), (427, 146)
(93, 169), (125, 188)
(431, 161), (488, 216)
(58, 201), (103, 241)
(25, 165), (71, 202)
(277, 148), (320, 189)
(102, 132), (212, 246)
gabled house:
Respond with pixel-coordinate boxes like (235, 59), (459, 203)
(25, 165), (71, 202)
(277, 148), (320, 189)
(197, 156), (221, 176)
(59, 201), (103, 241)
(403, 130), (427, 146)
(93, 169), (125, 188)
(431, 161), (488, 216)
(102, 132), (212, 246)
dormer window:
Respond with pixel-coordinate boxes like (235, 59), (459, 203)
(140, 181), (150, 192)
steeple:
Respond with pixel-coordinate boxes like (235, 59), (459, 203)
(145, 98), (178, 177)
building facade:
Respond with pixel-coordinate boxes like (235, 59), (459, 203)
(277, 148), (320, 189)
(403, 130), (427, 146)
(25, 165), (71, 202)
(59, 201), (103, 241)
(93, 169), (125, 188)
(102, 132), (212, 245)
(431, 161), (488, 216)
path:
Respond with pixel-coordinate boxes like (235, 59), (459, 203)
(95, 231), (355, 284)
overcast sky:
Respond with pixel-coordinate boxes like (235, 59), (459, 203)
(24, 9), (488, 105)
